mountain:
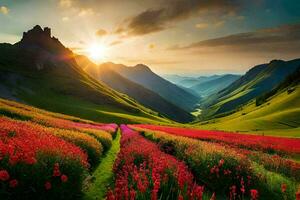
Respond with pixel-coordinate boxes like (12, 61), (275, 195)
(190, 74), (241, 97)
(101, 62), (200, 111)
(199, 59), (300, 118)
(195, 68), (300, 136)
(176, 75), (222, 88)
(75, 55), (194, 123)
(162, 74), (190, 84)
(0, 25), (172, 124)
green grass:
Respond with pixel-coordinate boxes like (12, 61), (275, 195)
(195, 86), (300, 137)
(13, 76), (173, 124)
(83, 129), (121, 200)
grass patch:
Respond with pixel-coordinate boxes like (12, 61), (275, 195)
(83, 129), (121, 200)
(0, 108), (32, 121)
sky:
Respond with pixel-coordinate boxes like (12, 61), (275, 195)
(0, 0), (300, 75)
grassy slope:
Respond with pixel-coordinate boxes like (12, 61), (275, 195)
(17, 83), (173, 125)
(83, 130), (121, 200)
(0, 43), (174, 124)
(200, 59), (300, 118)
(195, 86), (300, 137)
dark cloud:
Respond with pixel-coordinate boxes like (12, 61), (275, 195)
(95, 29), (107, 37)
(115, 0), (241, 36)
(169, 23), (300, 54)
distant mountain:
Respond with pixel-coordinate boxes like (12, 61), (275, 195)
(200, 59), (300, 118)
(177, 75), (222, 88)
(190, 74), (241, 97)
(0, 25), (170, 124)
(162, 74), (190, 84)
(102, 62), (199, 111)
(76, 55), (194, 123)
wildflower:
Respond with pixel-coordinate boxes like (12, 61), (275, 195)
(296, 191), (300, 200)
(0, 170), (10, 181)
(250, 189), (259, 200)
(45, 181), (52, 190)
(61, 174), (68, 182)
(219, 159), (225, 166)
(9, 179), (18, 188)
(129, 188), (136, 200)
(210, 192), (216, 200)
(178, 194), (184, 200)
(281, 183), (287, 193)
(53, 163), (61, 177)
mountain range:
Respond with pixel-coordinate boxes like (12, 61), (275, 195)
(0, 25), (299, 133)
(75, 55), (194, 122)
(0, 25), (172, 124)
(101, 63), (199, 112)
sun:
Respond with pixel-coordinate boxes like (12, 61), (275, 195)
(87, 44), (107, 62)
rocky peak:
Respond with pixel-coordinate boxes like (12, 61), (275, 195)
(20, 25), (51, 44)
(16, 25), (68, 55)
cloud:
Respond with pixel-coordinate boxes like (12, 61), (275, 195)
(236, 15), (245, 20)
(96, 29), (107, 37)
(114, 0), (241, 36)
(78, 8), (94, 17)
(214, 20), (225, 28)
(58, 0), (94, 17)
(59, 0), (72, 8)
(148, 44), (155, 49)
(62, 17), (69, 22)
(195, 23), (209, 29)
(0, 6), (9, 15)
(169, 23), (300, 54)
(110, 40), (123, 46)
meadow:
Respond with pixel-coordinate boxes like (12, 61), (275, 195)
(0, 98), (299, 200)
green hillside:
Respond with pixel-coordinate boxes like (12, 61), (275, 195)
(195, 85), (300, 137)
(199, 59), (300, 119)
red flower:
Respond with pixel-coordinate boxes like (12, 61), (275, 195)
(296, 189), (300, 200)
(178, 194), (184, 200)
(61, 174), (68, 182)
(9, 179), (18, 188)
(281, 183), (287, 193)
(0, 170), (10, 181)
(45, 181), (52, 190)
(133, 124), (300, 154)
(250, 189), (259, 200)
(219, 159), (225, 166)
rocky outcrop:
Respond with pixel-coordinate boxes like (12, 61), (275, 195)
(13, 25), (74, 70)
(16, 25), (70, 55)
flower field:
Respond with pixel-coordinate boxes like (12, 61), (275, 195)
(1, 97), (300, 199)
(107, 125), (207, 200)
(0, 98), (117, 199)
(130, 125), (300, 200)
(133, 124), (300, 155)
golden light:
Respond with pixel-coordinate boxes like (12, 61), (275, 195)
(87, 44), (107, 62)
